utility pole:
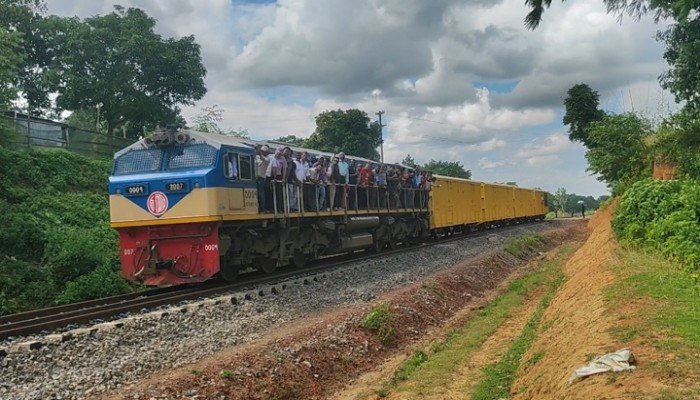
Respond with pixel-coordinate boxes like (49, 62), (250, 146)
(376, 111), (386, 163)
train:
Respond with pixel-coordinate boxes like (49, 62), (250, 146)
(108, 128), (548, 286)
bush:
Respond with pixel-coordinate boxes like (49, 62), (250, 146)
(361, 303), (396, 344)
(613, 179), (700, 270)
(0, 147), (120, 313)
(56, 261), (133, 304)
(0, 147), (110, 203)
(0, 257), (58, 314)
(0, 200), (48, 260)
(43, 225), (119, 285)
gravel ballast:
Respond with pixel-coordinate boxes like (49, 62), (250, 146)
(0, 221), (563, 400)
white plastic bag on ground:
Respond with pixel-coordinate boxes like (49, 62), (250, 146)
(569, 348), (636, 384)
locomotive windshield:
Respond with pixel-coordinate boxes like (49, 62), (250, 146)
(113, 148), (163, 175)
(167, 143), (217, 170)
(112, 142), (218, 175)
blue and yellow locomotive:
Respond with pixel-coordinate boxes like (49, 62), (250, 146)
(109, 128), (547, 286)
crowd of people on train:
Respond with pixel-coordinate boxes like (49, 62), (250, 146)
(253, 144), (434, 214)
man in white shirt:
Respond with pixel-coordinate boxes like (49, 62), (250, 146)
(254, 145), (270, 212)
(294, 152), (311, 211)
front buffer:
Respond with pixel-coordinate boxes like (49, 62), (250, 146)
(118, 222), (222, 285)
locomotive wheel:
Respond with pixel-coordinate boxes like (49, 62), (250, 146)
(291, 251), (309, 268)
(219, 257), (240, 282)
(388, 239), (398, 250)
(373, 240), (384, 253)
(255, 257), (278, 274)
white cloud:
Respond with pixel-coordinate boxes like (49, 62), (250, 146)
(516, 133), (574, 158)
(525, 155), (560, 166)
(478, 157), (506, 169)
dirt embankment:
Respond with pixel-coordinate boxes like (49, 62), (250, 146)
(512, 206), (666, 399)
(107, 223), (586, 400)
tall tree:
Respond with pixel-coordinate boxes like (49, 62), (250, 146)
(551, 187), (568, 214)
(307, 109), (382, 160)
(0, 0), (53, 115)
(585, 113), (651, 193)
(659, 19), (700, 111)
(563, 84), (606, 147)
(0, 26), (24, 144)
(422, 160), (472, 179)
(44, 6), (206, 138)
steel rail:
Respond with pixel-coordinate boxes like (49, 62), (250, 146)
(0, 220), (548, 342)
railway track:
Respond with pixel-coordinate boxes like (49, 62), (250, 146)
(0, 220), (548, 342)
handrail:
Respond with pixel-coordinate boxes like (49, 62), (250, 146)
(264, 179), (430, 216)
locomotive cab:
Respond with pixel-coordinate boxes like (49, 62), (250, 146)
(108, 129), (257, 285)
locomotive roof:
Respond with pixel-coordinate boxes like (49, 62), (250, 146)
(116, 129), (381, 164)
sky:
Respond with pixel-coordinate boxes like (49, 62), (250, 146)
(46, 0), (680, 197)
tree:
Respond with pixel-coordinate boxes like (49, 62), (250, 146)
(563, 84), (606, 147)
(401, 154), (418, 168)
(585, 113), (651, 193)
(551, 187), (568, 215)
(422, 160), (472, 179)
(0, 0), (53, 115)
(0, 26), (24, 145)
(274, 135), (308, 147)
(191, 105), (249, 138)
(307, 109), (382, 160)
(524, 0), (653, 30)
(659, 19), (700, 111)
(65, 109), (104, 133)
(44, 7), (206, 138)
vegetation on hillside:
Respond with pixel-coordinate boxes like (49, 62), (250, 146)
(0, 148), (134, 315)
(613, 179), (699, 271)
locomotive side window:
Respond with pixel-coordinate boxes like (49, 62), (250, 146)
(238, 154), (253, 180)
(224, 152), (253, 181)
(224, 152), (239, 180)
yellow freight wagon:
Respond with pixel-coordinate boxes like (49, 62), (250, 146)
(429, 175), (547, 230)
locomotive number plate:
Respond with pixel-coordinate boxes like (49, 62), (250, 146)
(125, 185), (147, 196)
(165, 181), (187, 192)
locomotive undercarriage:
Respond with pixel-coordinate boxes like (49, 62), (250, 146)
(217, 213), (430, 280)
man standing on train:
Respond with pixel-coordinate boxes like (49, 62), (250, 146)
(255, 144), (270, 212)
(337, 152), (350, 209)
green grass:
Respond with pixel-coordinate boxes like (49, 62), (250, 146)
(608, 248), (700, 347)
(471, 266), (564, 400)
(376, 243), (576, 398)
(361, 303), (396, 345)
(605, 247), (700, 397)
(504, 235), (544, 258)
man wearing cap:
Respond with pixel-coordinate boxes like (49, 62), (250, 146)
(255, 145), (271, 212)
